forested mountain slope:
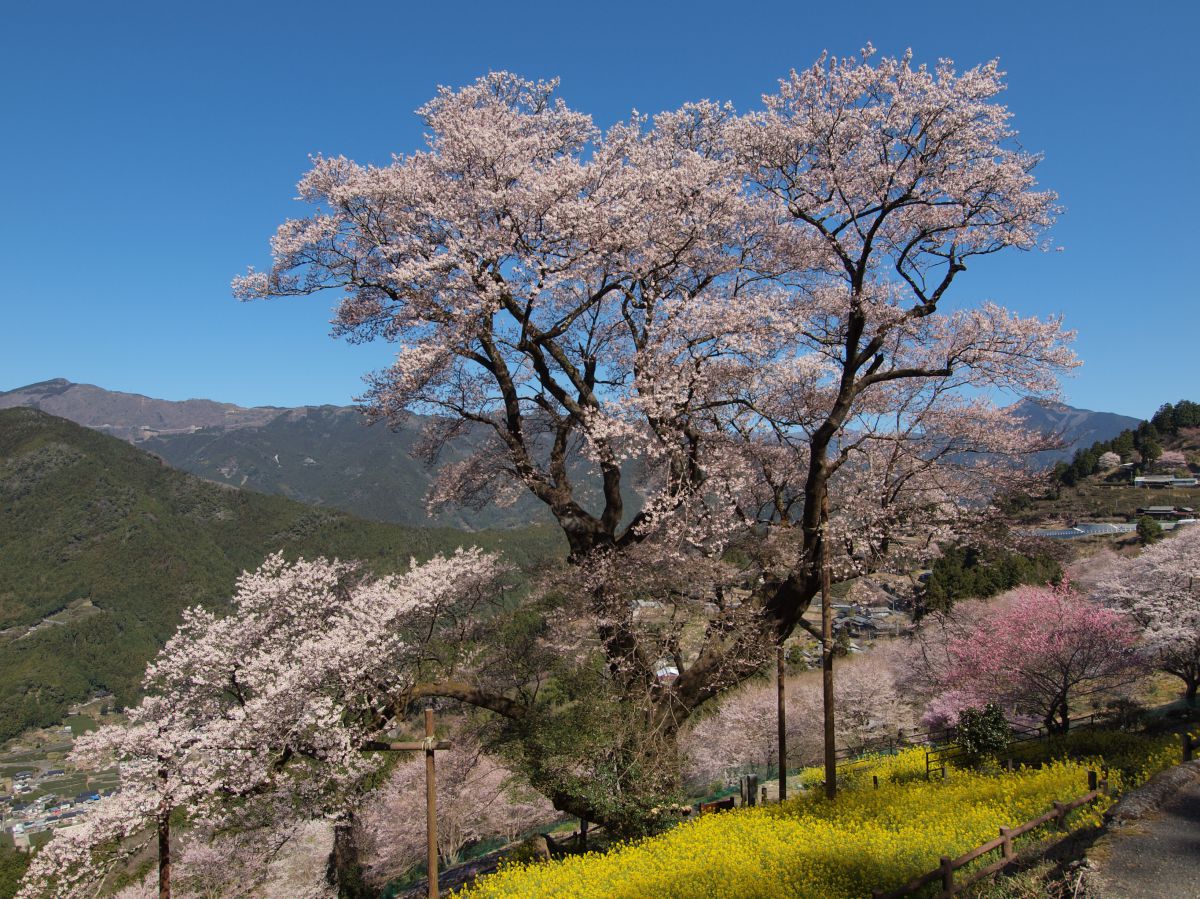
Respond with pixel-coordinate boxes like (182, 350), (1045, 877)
(0, 408), (562, 740)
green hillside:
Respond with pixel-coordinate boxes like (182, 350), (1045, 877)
(0, 408), (563, 741)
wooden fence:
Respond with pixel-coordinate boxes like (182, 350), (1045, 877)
(871, 771), (1108, 899)
(924, 714), (1104, 780)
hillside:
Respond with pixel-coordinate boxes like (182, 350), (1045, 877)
(0, 378), (285, 441)
(1014, 425), (1200, 526)
(0, 380), (566, 529)
(138, 403), (558, 530)
(0, 408), (563, 741)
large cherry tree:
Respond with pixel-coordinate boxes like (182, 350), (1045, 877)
(234, 50), (1075, 822)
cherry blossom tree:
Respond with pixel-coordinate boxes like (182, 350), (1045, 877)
(930, 582), (1143, 732)
(19, 550), (508, 899)
(234, 50), (1075, 822)
(1099, 525), (1200, 706)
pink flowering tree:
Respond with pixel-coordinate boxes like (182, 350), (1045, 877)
(235, 50), (1075, 821)
(1099, 525), (1200, 706)
(932, 582), (1143, 732)
(19, 550), (508, 899)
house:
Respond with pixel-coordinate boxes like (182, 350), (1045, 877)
(1135, 506), (1196, 521)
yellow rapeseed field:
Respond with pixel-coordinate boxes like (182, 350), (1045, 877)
(461, 737), (1182, 898)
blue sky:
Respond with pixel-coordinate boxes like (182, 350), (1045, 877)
(1, 0), (1195, 419)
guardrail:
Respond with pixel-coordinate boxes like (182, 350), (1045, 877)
(872, 771), (1108, 898)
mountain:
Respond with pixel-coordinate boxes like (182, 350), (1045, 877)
(137, 404), (557, 530)
(1, 381), (1142, 531)
(0, 407), (563, 741)
(0, 379), (557, 529)
(1010, 398), (1142, 464)
(0, 378), (285, 441)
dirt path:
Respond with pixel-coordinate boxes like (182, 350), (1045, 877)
(1087, 760), (1200, 897)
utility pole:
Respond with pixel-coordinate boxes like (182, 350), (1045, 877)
(777, 642), (787, 801)
(821, 493), (836, 801)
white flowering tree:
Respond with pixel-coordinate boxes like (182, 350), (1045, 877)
(19, 550), (508, 899)
(1100, 525), (1200, 706)
(234, 49), (1075, 824)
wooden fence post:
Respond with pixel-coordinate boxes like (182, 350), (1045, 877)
(1184, 732), (1194, 762)
(999, 825), (1013, 861)
(1088, 770), (1097, 792)
(940, 855), (954, 893)
(761, 785), (768, 806)
(1052, 801), (1067, 830)
(873, 775), (879, 790)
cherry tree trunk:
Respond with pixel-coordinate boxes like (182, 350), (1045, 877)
(157, 811), (170, 899)
(328, 813), (371, 899)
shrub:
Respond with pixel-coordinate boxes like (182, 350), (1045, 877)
(955, 705), (1012, 759)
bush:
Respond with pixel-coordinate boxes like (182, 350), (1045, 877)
(1137, 516), (1164, 545)
(955, 705), (1012, 759)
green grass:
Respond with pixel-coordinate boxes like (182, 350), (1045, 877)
(61, 716), (97, 737)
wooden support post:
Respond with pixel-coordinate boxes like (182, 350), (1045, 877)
(1000, 825), (1013, 861)
(872, 775), (879, 790)
(761, 785), (768, 805)
(820, 492), (836, 802)
(362, 709), (453, 899)
(1184, 732), (1194, 762)
(777, 643), (788, 802)
(424, 709), (438, 899)
(1053, 801), (1067, 830)
(940, 855), (954, 893)
(1088, 770), (1098, 792)
(579, 818), (588, 850)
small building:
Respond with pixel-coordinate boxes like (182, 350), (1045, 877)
(654, 660), (679, 683)
(1134, 475), (1199, 488)
(1135, 506), (1196, 520)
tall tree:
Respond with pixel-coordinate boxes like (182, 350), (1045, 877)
(234, 51), (1074, 822)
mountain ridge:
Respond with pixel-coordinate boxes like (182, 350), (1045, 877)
(1, 380), (1144, 530)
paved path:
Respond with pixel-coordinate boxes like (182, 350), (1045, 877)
(1088, 761), (1200, 898)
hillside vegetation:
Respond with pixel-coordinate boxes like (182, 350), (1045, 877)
(0, 408), (562, 741)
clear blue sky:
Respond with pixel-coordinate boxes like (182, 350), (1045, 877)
(1, 0), (1195, 419)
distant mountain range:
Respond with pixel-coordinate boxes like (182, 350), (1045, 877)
(0, 379), (551, 529)
(1, 380), (1143, 529)
(0, 406), (561, 741)
(1008, 398), (1142, 462)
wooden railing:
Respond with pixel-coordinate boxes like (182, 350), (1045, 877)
(924, 714), (1104, 780)
(871, 771), (1108, 899)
